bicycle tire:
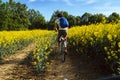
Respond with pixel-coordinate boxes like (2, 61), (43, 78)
(60, 40), (66, 62)
(61, 52), (66, 62)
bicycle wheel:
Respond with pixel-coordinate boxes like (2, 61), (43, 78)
(61, 51), (66, 62)
(61, 41), (66, 62)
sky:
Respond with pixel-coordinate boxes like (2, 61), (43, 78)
(3, 0), (120, 21)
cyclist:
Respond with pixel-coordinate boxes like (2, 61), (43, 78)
(54, 13), (69, 54)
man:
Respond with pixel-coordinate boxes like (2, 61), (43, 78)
(54, 13), (69, 53)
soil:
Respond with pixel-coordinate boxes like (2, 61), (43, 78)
(0, 44), (112, 80)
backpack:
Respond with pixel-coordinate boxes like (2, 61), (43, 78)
(59, 17), (69, 28)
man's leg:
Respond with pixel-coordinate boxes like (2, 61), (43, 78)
(57, 31), (62, 53)
(64, 42), (67, 53)
(63, 31), (68, 54)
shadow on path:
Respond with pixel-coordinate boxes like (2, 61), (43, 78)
(68, 51), (112, 80)
(40, 50), (112, 80)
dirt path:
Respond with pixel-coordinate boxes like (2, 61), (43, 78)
(0, 44), (36, 80)
(0, 44), (112, 80)
(43, 51), (112, 80)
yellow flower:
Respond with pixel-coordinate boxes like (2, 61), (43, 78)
(108, 56), (111, 59)
(94, 32), (98, 37)
(45, 56), (48, 59)
(118, 42), (120, 48)
(33, 54), (37, 58)
(33, 61), (37, 65)
(107, 34), (112, 41)
(117, 68), (120, 71)
(114, 56), (118, 59)
(46, 62), (50, 65)
(114, 35), (117, 38)
(104, 47), (107, 51)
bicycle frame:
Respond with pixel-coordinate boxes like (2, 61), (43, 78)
(59, 35), (66, 62)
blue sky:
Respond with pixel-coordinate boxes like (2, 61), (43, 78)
(3, 0), (120, 21)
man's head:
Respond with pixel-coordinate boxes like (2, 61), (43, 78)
(56, 13), (63, 18)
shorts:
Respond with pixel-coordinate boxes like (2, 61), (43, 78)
(57, 30), (68, 42)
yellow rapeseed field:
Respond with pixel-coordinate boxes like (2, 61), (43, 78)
(68, 23), (120, 74)
(0, 23), (120, 73)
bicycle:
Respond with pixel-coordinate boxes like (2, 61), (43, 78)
(59, 35), (67, 62)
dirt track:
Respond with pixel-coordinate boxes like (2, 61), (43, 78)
(0, 44), (112, 80)
(42, 50), (112, 80)
(0, 44), (36, 80)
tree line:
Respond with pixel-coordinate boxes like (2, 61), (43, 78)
(0, 0), (120, 31)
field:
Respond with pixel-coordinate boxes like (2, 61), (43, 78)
(0, 23), (120, 79)
(68, 23), (120, 74)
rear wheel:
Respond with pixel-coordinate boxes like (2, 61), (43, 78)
(61, 52), (66, 62)
(60, 41), (66, 62)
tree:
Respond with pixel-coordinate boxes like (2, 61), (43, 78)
(108, 12), (120, 23)
(0, 0), (2, 4)
(47, 10), (57, 30)
(0, 2), (11, 30)
(28, 9), (46, 29)
(89, 14), (107, 24)
(0, 0), (30, 30)
(14, 2), (30, 30)
(81, 12), (92, 25)
(75, 16), (81, 26)
(67, 15), (76, 27)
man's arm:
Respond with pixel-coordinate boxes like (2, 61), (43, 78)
(54, 20), (59, 32)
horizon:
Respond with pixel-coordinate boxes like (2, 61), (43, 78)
(3, 0), (120, 21)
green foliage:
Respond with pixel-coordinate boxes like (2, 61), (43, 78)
(68, 23), (120, 74)
(0, 1), (120, 31)
(89, 14), (107, 24)
(30, 31), (56, 72)
(0, 31), (34, 60)
(0, 1), (31, 30)
(81, 12), (92, 25)
(75, 16), (81, 25)
(0, 0), (46, 31)
(28, 9), (46, 29)
(108, 12), (120, 23)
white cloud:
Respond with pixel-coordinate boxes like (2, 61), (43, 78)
(29, 0), (45, 2)
(29, 0), (36, 2)
(75, 0), (97, 4)
(86, 0), (97, 4)
(38, 0), (73, 6)
(62, 0), (73, 6)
